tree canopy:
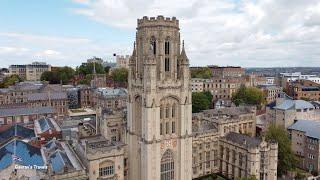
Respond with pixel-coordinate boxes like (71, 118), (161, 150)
(192, 91), (213, 113)
(236, 176), (258, 180)
(265, 124), (297, 176)
(191, 67), (212, 79)
(41, 66), (75, 84)
(0, 74), (22, 88)
(77, 62), (104, 76)
(232, 85), (266, 107)
(111, 68), (128, 83)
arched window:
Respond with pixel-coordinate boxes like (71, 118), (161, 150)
(150, 36), (156, 55)
(161, 150), (174, 180)
(172, 104), (176, 118)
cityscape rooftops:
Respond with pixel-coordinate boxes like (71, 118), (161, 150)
(95, 87), (127, 98)
(0, 124), (35, 142)
(34, 117), (61, 135)
(0, 106), (55, 117)
(202, 106), (255, 117)
(288, 120), (320, 139)
(27, 92), (67, 101)
(223, 132), (261, 148)
(274, 99), (314, 110)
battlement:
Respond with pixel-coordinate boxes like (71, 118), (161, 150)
(137, 15), (179, 29)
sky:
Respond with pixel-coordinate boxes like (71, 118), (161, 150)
(1, 0), (320, 68)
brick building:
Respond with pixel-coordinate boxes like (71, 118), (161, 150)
(287, 80), (320, 101)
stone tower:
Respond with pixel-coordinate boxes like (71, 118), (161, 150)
(127, 16), (192, 180)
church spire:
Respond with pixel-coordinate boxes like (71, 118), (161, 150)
(179, 40), (189, 64)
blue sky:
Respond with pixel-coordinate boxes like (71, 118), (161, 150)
(1, 0), (320, 67)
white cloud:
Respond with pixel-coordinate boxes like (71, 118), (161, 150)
(71, 0), (320, 67)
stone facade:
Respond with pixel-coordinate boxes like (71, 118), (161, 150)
(258, 85), (283, 104)
(9, 62), (51, 81)
(127, 16), (192, 180)
(116, 55), (130, 69)
(288, 120), (320, 173)
(266, 93), (317, 128)
(219, 132), (278, 180)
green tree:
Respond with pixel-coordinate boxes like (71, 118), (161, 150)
(192, 92), (211, 113)
(0, 74), (22, 88)
(191, 67), (212, 79)
(265, 124), (297, 176)
(232, 85), (266, 107)
(57, 66), (75, 84)
(111, 68), (128, 83)
(41, 66), (75, 84)
(77, 62), (104, 76)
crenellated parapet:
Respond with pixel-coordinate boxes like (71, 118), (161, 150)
(137, 15), (179, 29)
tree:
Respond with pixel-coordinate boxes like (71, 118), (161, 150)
(265, 124), (297, 176)
(191, 67), (212, 79)
(232, 85), (266, 107)
(192, 92), (212, 113)
(40, 66), (75, 84)
(0, 74), (22, 88)
(77, 62), (104, 76)
(111, 68), (128, 83)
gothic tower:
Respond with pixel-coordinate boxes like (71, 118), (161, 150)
(127, 16), (192, 180)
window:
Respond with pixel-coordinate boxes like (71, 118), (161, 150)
(172, 105), (175, 118)
(166, 107), (169, 118)
(160, 123), (163, 135)
(165, 41), (170, 55)
(165, 58), (170, 72)
(160, 106), (163, 119)
(161, 150), (174, 180)
(151, 36), (156, 55)
(99, 165), (114, 177)
(166, 122), (169, 134)
(111, 136), (117, 141)
(172, 121), (175, 133)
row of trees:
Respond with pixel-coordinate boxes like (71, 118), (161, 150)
(191, 67), (212, 79)
(40, 63), (128, 85)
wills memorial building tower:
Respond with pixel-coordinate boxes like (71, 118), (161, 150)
(127, 16), (192, 180)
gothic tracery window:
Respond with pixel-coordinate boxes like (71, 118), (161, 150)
(161, 150), (174, 180)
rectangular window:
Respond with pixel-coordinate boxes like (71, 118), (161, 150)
(99, 165), (114, 177)
(165, 42), (170, 55)
(165, 58), (170, 72)
(160, 123), (163, 135)
(172, 121), (175, 133)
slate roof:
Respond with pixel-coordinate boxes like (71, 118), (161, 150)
(95, 87), (127, 98)
(0, 139), (44, 170)
(27, 92), (67, 101)
(36, 117), (58, 133)
(224, 132), (261, 148)
(0, 124), (35, 142)
(288, 120), (320, 139)
(49, 150), (74, 173)
(0, 106), (54, 117)
(274, 100), (314, 110)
